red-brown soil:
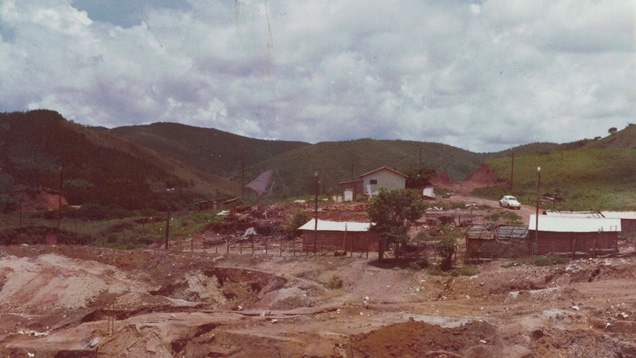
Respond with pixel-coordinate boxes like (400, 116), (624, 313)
(0, 187), (635, 357)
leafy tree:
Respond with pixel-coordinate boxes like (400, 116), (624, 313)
(608, 127), (617, 134)
(403, 166), (437, 189)
(367, 188), (426, 259)
(436, 235), (457, 271)
(287, 210), (312, 239)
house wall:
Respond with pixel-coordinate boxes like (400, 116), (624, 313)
(361, 170), (406, 196)
(620, 219), (636, 235)
(301, 231), (379, 252)
(340, 180), (364, 200)
(530, 230), (618, 255)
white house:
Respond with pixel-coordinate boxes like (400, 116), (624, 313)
(358, 167), (408, 197)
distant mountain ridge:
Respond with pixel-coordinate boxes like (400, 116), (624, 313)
(6, 110), (632, 202)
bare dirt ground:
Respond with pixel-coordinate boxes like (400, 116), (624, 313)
(1, 180), (635, 357)
(1, 243), (635, 357)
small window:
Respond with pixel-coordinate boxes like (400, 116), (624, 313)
(370, 179), (378, 185)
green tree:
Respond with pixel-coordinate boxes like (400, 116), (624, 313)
(367, 188), (426, 259)
(436, 235), (457, 271)
(287, 210), (312, 239)
(403, 166), (437, 189)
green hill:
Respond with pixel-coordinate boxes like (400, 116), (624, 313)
(108, 123), (309, 178)
(245, 139), (487, 198)
(485, 142), (560, 159)
(0, 110), (241, 210)
(476, 146), (636, 211)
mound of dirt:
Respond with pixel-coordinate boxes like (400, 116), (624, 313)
(463, 164), (499, 185)
(430, 168), (453, 187)
(348, 319), (503, 358)
(14, 188), (69, 211)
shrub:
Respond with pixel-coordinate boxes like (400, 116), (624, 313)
(409, 259), (429, 270)
(532, 255), (567, 267)
(414, 232), (432, 241)
(287, 210), (312, 239)
(449, 266), (479, 277)
(78, 203), (107, 220)
(324, 275), (344, 289)
(0, 196), (19, 213)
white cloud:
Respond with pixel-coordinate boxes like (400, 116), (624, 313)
(0, 0), (634, 152)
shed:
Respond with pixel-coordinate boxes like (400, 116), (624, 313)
(529, 214), (620, 256)
(600, 212), (636, 235)
(339, 179), (364, 201)
(545, 210), (636, 236)
(298, 219), (378, 253)
(194, 199), (218, 211)
(465, 224), (529, 261)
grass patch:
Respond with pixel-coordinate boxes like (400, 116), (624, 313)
(501, 255), (568, 267)
(427, 265), (479, 277)
(0, 209), (222, 249)
(449, 266), (479, 277)
(532, 255), (568, 266)
(484, 210), (523, 225)
(477, 147), (636, 211)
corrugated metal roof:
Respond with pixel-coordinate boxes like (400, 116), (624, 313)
(529, 215), (621, 232)
(298, 219), (372, 232)
(466, 224), (528, 240)
(601, 211), (636, 220)
(545, 210), (604, 218)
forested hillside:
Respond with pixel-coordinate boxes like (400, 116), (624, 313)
(0, 110), (240, 210)
(107, 123), (309, 178)
(245, 139), (487, 197)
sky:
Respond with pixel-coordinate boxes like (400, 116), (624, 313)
(0, 0), (634, 152)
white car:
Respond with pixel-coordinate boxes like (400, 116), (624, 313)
(499, 195), (521, 210)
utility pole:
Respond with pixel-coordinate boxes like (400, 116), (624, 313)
(314, 171), (318, 254)
(241, 160), (245, 199)
(534, 166), (541, 255)
(165, 188), (174, 250)
(351, 163), (354, 181)
(57, 167), (63, 239)
(510, 152), (515, 193)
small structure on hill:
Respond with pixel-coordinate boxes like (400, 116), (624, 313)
(465, 224), (529, 261)
(298, 219), (378, 253)
(530, 214), (620, 256)
(339, 167), (408, 200)
(194, 199), (218, 211)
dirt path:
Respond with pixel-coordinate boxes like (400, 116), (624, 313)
(448, 193), (536, 223)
